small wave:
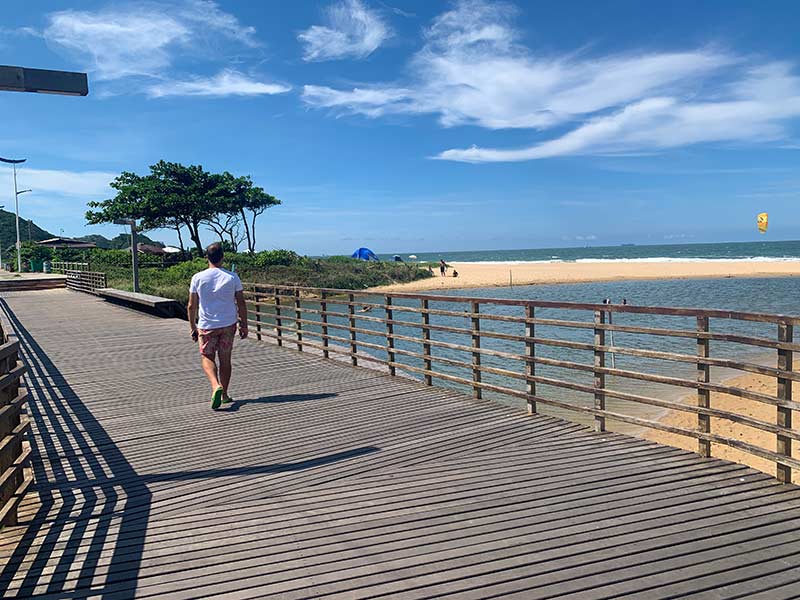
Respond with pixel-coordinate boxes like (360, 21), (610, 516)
(453, 260), (566, 265)
(574, 256), (800, 263)
(450, 256), (800, 265)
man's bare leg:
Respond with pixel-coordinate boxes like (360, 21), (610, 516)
(201, 355), (221, 391)
(218, 349), (232, 397)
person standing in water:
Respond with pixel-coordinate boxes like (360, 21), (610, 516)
(188, 242), (249, 410)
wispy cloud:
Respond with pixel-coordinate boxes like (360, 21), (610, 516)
(438, 63), (800, 162)
(23, 1), (275, 99)
(303, 0), (800, 163)
(147, 69), (290, 98)
(0, 168), (114, 198)
(299, 0), (391, 61)
(42, 1), (258, 81)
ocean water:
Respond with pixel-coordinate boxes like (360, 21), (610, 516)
(381, 240), (800, 264)
(277, 275), (800, 433)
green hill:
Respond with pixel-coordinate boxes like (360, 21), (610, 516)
(0, 210), (167, 252)
(78, 233), (165, 249)
(77, 234), (113, 249)
(0, 209), (54, 250)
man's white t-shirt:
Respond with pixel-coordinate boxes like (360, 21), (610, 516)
(189, 267), (244, 330)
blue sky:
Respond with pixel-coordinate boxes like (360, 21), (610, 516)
(1, 0), (799, 255)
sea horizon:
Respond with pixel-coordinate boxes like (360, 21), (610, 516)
(379, 239), (800, 264)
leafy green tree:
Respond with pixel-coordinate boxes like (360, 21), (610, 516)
(204, 174), (280, 253)
(87, 161), (280, 254)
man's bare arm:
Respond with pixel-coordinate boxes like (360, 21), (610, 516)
(188, 292), (199, 339)
(235, 290), (248, 338)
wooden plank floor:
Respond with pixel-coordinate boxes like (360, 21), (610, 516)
(2, 289), (800, 599)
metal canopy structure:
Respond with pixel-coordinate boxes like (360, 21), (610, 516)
(36, 237), (96, 249)
(0, 65), (88, 96)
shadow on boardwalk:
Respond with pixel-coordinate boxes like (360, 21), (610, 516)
(0, 299), (376, 598)
(224, 392), (336, 412)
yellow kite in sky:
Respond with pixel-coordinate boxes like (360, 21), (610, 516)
(757, 212), (768, 234)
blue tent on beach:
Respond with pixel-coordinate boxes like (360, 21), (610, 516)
(352, 247), (379, 261)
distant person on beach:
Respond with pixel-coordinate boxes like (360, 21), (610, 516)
(440, 259), (447, 277)
(453, 270), (459, 278)
(188, 242), (248, 410)
(428, 265), (434, 276)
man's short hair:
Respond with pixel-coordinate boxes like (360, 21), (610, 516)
(206, 242), (224, 265)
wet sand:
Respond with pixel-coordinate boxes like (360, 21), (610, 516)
(645, 369), (800, 484)
(373, 260), (800, 293)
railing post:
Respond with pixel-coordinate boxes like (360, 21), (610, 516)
(321, 291), (329, 359)
(294, 289), (303, 352)
(697, 316), (711, 458)
(593, 309), (606, 432)
(421, 298), (432, 385)
(471, 301), (482, 399)
(525, 305), (536, 415)
(254, 286), (262, 342)
(274, 289), (283, 347)
(385, 295), (396, 376)
(777, 322), (793, 483)
(0, 342), (20, 526)
(348, 293), (358, 366)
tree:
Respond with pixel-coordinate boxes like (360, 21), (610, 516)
(201, 173), (280, 253)
(86, 161), (280, 254)
(239, 183), (280, 254)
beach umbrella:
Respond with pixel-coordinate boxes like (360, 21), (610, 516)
(351, 247), (379, 261)
(757, 212), (768, 234)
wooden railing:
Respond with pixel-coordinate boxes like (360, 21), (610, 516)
(0, 321), (31, 527)
(244, 283), (800, 483)
(51, 261), (89, 274)
(65, 270), (107, 294)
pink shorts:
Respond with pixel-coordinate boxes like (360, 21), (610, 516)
(198, 324), (237, 358)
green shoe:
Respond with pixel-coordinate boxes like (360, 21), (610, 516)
(211, 387), (224, 410)
(222, 393), (233, 404)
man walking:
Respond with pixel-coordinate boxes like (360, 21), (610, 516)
(188, 242), (248, 410)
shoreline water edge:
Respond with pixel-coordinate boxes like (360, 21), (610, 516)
(371, 259), (800, 293)
(367, 260), (800, 482)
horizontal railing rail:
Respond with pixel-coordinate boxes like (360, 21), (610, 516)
(0, 321), (31, 528)
(65, 270), (107, 294)
(51, 262), (88, 274)
(242, 283), (799, 483)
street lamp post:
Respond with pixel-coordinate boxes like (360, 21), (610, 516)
(18, 190), (33, 239)
(0, 157), (26, 272)
(0, 65), (88, 274)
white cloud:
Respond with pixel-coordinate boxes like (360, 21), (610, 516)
(303, 0), (800, 163)
(41, 1), (259, 81)
(0, 168), (114, 198)
(304, 1), (732, 128)
(438, 63), (800, 162)
(147, 70), (290, 98)
(299, 0), (391, 61)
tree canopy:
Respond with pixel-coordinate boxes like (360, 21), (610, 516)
(86, 161), (281, 254)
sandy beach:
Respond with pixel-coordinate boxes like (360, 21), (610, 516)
(646, 369), (800, 484)
(372, 260), (800, 293)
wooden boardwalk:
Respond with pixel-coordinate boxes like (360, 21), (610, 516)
(2, 289), (800, 599)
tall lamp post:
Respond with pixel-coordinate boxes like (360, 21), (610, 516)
(18, 189), (32, 240)
(0, 157), (26, 272)
(0, 65), (88, 274)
